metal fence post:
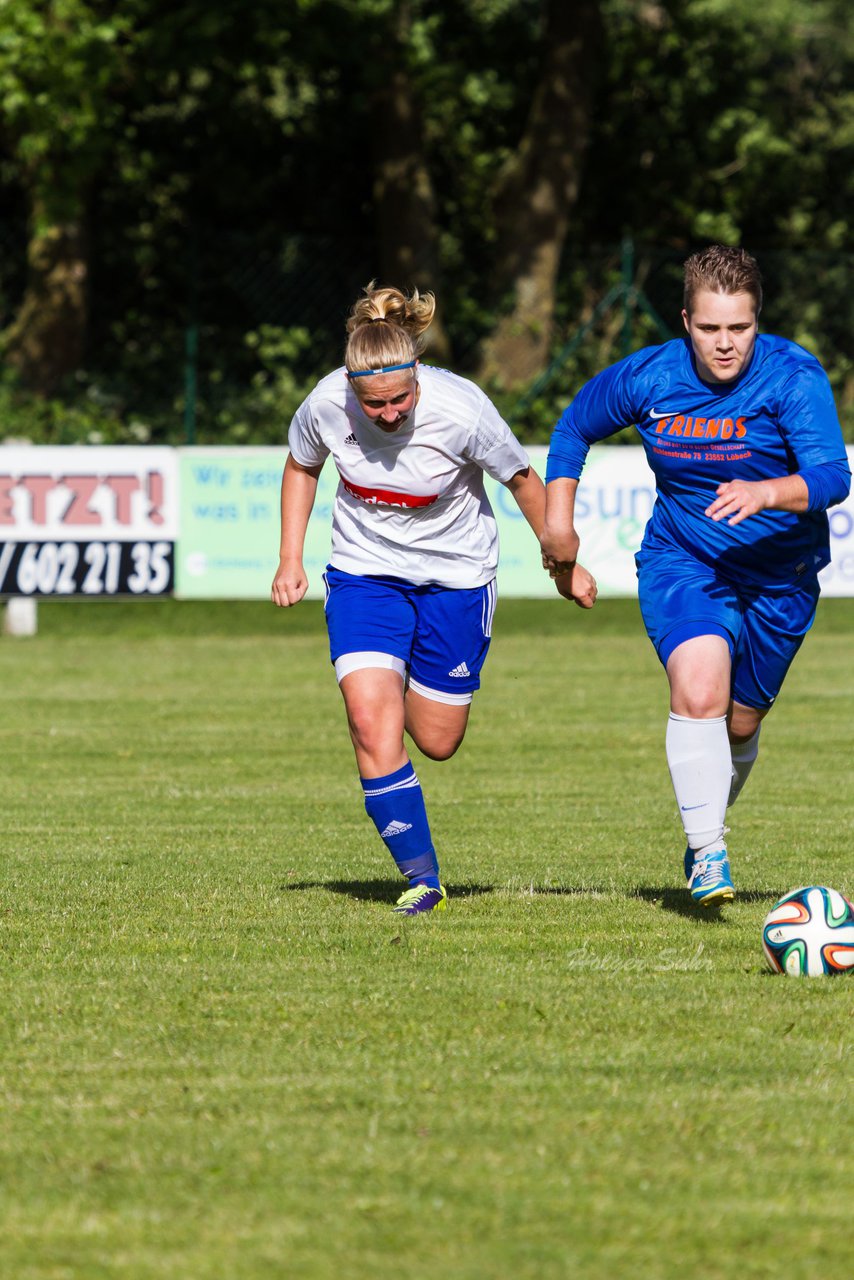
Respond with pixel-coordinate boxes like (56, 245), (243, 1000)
(621, 234), (634, 361)
(183, 232), (199, 444)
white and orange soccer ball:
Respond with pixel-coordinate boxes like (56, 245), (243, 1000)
(762, 886), (854, 977)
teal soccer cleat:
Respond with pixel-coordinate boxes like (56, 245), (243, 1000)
(392, 883), (448, 916)
(685, 847), (735, 906)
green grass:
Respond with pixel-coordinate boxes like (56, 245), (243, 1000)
(1, 597), (853, 1279)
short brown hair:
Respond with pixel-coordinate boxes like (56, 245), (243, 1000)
(683, 245), (763, 315)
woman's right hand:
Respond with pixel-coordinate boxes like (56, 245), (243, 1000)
(271, 559), (309, 607)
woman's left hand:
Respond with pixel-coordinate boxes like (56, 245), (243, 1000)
(705, 479), (772, 526)
(554, 563), (598, 609)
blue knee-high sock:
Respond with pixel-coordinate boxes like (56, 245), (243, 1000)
(360, 761), (440, 888)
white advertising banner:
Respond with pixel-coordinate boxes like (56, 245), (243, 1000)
(0, 446), (178, 596)
(497, 446), (854, 598)
(820, 486), (854, 596)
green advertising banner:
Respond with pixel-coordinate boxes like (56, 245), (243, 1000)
(176, 449), (286, 599)
(175, 443), (854, 600)
(174, 446), (648, 600)
(177, 447), (362, 599)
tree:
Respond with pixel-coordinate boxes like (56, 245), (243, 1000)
(0, 0), (297, 396)
(0, 0), (850, 437)
(367, 1), (450, 358)
(477, 0), (603, 387)
(0, 1), (133, 391)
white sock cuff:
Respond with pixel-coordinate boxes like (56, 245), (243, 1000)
(668, 712), (727, 725)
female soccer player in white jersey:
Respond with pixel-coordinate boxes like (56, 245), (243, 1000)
(272, 283), (597, 915)
(541, 245), (851, 907)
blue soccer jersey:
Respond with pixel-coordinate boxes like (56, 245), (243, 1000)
(546, 334), (851, 589)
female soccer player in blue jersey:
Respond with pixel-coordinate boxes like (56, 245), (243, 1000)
(272, 283), (597, 915)
(541, 245), (851, 906)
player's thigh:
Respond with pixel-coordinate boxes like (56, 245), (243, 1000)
(732, 580), (820, 711)
(637, 547), (742, 671)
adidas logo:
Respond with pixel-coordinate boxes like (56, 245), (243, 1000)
(344, 432), (358, 446)
(380, 820), (413, 838)
(448, 661), (471, 678)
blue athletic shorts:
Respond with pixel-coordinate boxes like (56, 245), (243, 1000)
(323, 567), (497, 700)
(636, 545), (820, 709)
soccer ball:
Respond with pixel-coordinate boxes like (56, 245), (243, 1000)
(762, 886), (854, 977)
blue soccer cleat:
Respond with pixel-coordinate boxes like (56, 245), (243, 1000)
(685, 847), (735, 906)
(392, 883), (448, 916)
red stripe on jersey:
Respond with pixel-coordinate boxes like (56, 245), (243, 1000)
(341, 476), (439, 508)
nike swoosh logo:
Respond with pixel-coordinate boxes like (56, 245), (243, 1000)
(649, 408), (679, 420)
(681, 803), (708, 811)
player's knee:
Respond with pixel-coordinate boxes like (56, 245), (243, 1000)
(405, 690), (471, 761)
(346, 702), (390, 755)
(677, 685), (729, 719)
(410, 729), (465, 761)
(729, 704), (765, 741)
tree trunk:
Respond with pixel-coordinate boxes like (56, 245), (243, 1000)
(3, 199), (89, 395)
(368, 1), (451, 362)
(478, 0), (602, 388)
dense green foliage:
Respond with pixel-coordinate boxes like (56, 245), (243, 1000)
(1, 597), (853, 1276)
(0, 0), (851, 442)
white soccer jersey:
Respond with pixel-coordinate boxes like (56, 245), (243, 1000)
(287, 364), (531, 587)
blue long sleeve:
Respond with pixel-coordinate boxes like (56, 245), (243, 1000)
(546, 351), (648, 482)
(801, 459), (851, 512)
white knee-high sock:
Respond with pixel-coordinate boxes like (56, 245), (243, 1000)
(666, 713), (731, 851)
(728, 726), (761, 807)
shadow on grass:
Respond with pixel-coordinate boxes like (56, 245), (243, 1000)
(282, 878), (792, 914)
(634, 885), (790, 920)
(280, 878), (497, 903)
(282, 878), (706, 904)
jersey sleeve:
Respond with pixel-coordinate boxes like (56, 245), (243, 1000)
(287, 399), (330, 468)
(777, 364), (852, 512)
(464, 396), (530, 482)
(546, 354), (643, 482)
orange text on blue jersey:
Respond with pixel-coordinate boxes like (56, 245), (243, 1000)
(653, 416), (747, 440)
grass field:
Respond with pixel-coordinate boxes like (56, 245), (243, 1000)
(1, 596), (853, 1280)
